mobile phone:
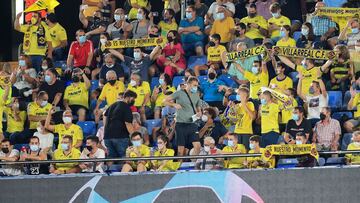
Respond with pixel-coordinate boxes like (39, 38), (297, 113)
(152, 12), (158, 17)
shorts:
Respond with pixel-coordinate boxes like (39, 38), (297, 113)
(175, 122), (199, 147)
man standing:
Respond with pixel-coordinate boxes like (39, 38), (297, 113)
(45, 13), (68, 61)
(103, 90), (137, 158)
(164, 76), (202, 156)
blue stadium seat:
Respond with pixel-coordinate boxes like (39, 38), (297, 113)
(229, 95), (237, 101)
(328, 91), (343, 110)
(53, 60), (67, 70)
(325, 157), (345, 166)
(293, 31), (302, 41)
(276, 158), (298, 168)
(178, 162), (195, 171)
(187, 55), (207, 70)
(151, 77), (160, 90)
(77, 121), (97, 138)
(144, 119), (162, 135)
(318, 157), (326, 166)
(90, 80), (99, 93)
(342, 133), (353, 151)
(172, 76), (184, 87)
(218, 74), (238, 88)
(332, 111), (353, 123)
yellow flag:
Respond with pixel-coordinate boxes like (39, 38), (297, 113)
(262, 144), (319, 161)
(101, 37), (165, 51)
(24, 0), (60, 13)
(317, 7), (360, 18)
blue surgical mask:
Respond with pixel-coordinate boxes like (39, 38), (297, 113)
(227, 140), (234, 147)
(185, 12), (192, 19)
(280, 30), (286, 38)
(30, 145), (39, 152)
(292, 114), (299, 121)
(309, 86), (315, 95)
(132, 140), (142, 147)
(40, 100), (48, 107)
(251, 67), (259, 74)
(216, 12), (225, 20)
(137, 13), (143, 20)
(301, 28), (309, 36)
(19, 60), (26, 67)
(134, 52), (141, 60)
(223, 139), (228, 146)
(260, 98), (267, 105)
(295, 140), (302, 145)
(272, 12), (280, 18)
(61, 143), (69, 151)
(45, 75), (52, 83)
(249, 143), (255, 150)
(352, 28), (359, 34)
(159, 78), (165, 85)
(114, 14), (121, 22)
(236, 95), (241, 101)
(190, 86), (198, 93)
(79, 35), (86, 43)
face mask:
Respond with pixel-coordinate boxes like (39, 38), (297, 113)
(137, 13), (143, 20)
(159, 78), (165, 85)
(236, 95), (241, 101)
(301, 28), (309, 36)
(251, 67), (259, 74)
(1, 148), (9, 154)
(204, 146), (210, 152)
(272, 12), (280, 18)
(13, 103), (19, 109)
(63, 117), (72, 124)
(208, 41), (216, 47)
(201, 115), (208, 122)
(100, 38), (107, 44)
(114, 14), (121, 22)
(227, 140), (234, 147)
(133, 52), (141, 60)
(216, 12), (224, 20)
(249, 143), (255, 150)
(248, 12), (256, 18)
(292, 114), (299, 121)
(351, 28), (359, 34)
(208, 73), (216, 80)
(132, 140), (142, 147)
(86, 145), (93, 151)
(45, 75), (52, 83)
(37, 127), (42, 133)
(320, 113), (326, 121)
(279, 30), (286, 38)
(223, 139), (228, 146)
(40, 100), (48, 107)
(167, 36), (174, 42)
(108, 79), (116, 85)
(309, 86), (315, 95)
(72, 75), (80, 83)
(355, 46), (360, 52)
(149, 34), (158, 38)
(128, 99), (135, 106)
(31, 17), (38, 25)
(234, 30), (241, 36)
(30, 145), (39, 152)
(260, 98), (267, 105)
(185, 12), (192, 19)
(157, 143), (164, 150)
(301, 60), (307, 69)
(295, 140), (302, 145)
(130, 80), (137, 87)
(61, 143), (69, 151)
(19, 60), (26, 67)
(106, 63), (114, 68)
(79, 35), (87, 44)
(190, 86), (198, 93)
(41, 65), (48, 70)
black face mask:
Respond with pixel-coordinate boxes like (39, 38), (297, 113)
(167, 37), (174, 42)
(86, 146), (93, 152)
(208, 73), (216, 80)
(1, 148), (9, 154)
(72, 75), (80, 83)
(128, 100), (135, 106)
(320, 113), (326, 121)
(234, 30), (241, 37)
(108, 79), (116, 85)
(209, 41), (216, 47)
(149, 34), (158, 38)
(248, 13), (256, 18)
(93, 16), (100, 21)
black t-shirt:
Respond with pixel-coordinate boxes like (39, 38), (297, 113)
(99, 64), (125, 83)
(285, 119), (311, 140)
(104, 101), (133, 139)
(200, 121), (228, 145)
(39, 80), (65, 107)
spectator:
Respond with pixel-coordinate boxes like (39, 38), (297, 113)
(45, 13), (68, 61)
(151, 73), (176, 119)
(345, 76), (360, 133)
(63, 68), (91, 121)
(50, 135), (81, 174)
(276, 25), (296, 47)
(121, 132), (150, 172)
(129, 7), (151, 39)
(79, 136), (105, 173)
(199, 107), (229, 146)
(313, 107), (341, 151)
(259, 90), (281, 147)
(207, 0), (235, 21)
(178, 5), (205, 56)
(39, 68), (65, 108)
(194, 34), (226, 76)
(210, 6), (235, 44)
(4, 98), (27, 142)
(99, 53), (125, 85)
(284, 107), (311, 144)
(37, 57), (54, 83)
(20, 136), (47, 175)
(193, 0), (209, 18)
(338, 18), (360, 50)
(81, 0), (103, 18)
(33, 120), (54, 153)
(103, 90), (136, 158)
(310, 2), (336, 47)
(106, 8), (132, 39)
(200, 68), (227, 107)
(255, 0), (273, 20)
(14, 12), (53, 71)
(195, 136), (222, 170)
(158, 9), (178, 40)
(0, 139), (23, 176)
(245, 135), (275, 169)
(152, 135), (178, 171)
(297, 72), (328, 123)
(163, 76), (202, 156)
(228, 23), (255, 51)
(345, 131), (360, 165)
(222, 133), (247, 169)
(156, 30), (186, 78)
(66, 29), (94, 76)
(128, 0), (149, 21)
(269, 62), (293, 93)
(294, 133), (318, 167)
(27, 91), (53, 135)
(268, 2), (291, 43)
(296, 22), (315, 49)
(279, 88), (298, 132)
(127, 73), (152, 121)
(79, 8), (107, 48)
(132, 112), (150, 145)
(240, 4), (268, 45)
(45, 109), (84, 149)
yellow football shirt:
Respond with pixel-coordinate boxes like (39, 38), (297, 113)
(234, 101), (255, 134)
(153, 148), (179, 171)
(46, 23), (67, 48)
(352, 93), (360, 118)
(240, 15), (268, 39)
(210, 17), (235, 43)
(64, 82), (89, 109)
(155, 86), (176, 107)
(53, 148), (81, 171)
(127, 81), (151, 107)
(158, 20), (178, 39)
(99, 80), (125, 106)
(27, 102), (53, 129)
(244, 71), (269, 99)
(276, 37), (296, 47)
(261, 102), (280, 133)
(247, 148), (275, 168)
(54, 124), (84, 149)
(345, 143), (360, 164)
(0, 86), (12, 133)
(268, 15), (291, 38)
(296, 65), (321, 95)
(126, 144), (150, 168)
(222, 144), (247, 169)
(269, 76), (293, 93)
(5, 107), (27, 133)
(281, 98), (298, 124)
(129, 0), (148, 20)
(207, 45), (227, 62)
(19, 24), (50, 56)
(82, 0), (101, 17)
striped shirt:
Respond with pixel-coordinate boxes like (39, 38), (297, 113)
(314, 118), (341, 147)
(310, 16), (336, 36)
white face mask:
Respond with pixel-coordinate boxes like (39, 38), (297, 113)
(37, 127), (42, 133)
(204, 146), (210, 152)
(41, 65), (48, 70)
(130, 80), (137, 87)
(100, 38), (107, 44)
(355, 46), (360, 52)
(157, 143), (164, 150)
(62, 117), (72, 124)
(201, 115), (208, 122)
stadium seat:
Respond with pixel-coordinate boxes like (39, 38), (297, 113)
(332, 111), (353, 123)
(151, 77), (160, 90)
(90, 80), (99, 93)
(293, 31), (302, 41)
(77, 121), (97, 138)
(218, 74), (238, 88)
(53, 60), (67, 70)
(276, 158), (298, 168)
(229, 95), (237, 101)
(187, 55), (207, 70)
(318, 157), (326, 166)
(342, 133), (353, 151)
(178, 162), (196, 171)
(328, 91), (343, 110)
(172, 76), (184, 87)
(325, 157), (345, 166)
(144, 119), (162, 135)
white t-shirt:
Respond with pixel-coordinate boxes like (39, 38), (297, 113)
(0, 149), (23, 176)
(306, 94), (328, 119)
(34, 132), (54, 150)
(14, 68), (37, 89)
(208, 2), (235, 16)
(80, 148), (105, 173)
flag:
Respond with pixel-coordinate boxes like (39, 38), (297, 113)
(24, 0), (60, 13)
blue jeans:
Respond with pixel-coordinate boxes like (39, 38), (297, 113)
(105, 138), (129, 158)
(261, 131), (280, 148)
(30, 55), (44, 72)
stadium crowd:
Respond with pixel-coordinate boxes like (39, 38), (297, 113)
(1, 0), (360, 175)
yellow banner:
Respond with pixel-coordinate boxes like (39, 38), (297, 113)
(226, 46), (267, 62)
(317, 7), (360, 18)
(24, 0), (59, 13)
(101, 37), (165, 50)
(262, 144), (319, 161)
(260, 87), (291, 104)
(273, 46), (336, 60)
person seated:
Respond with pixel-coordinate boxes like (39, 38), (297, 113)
(33, 120), (54, 154)
(79, 9), (107, 48)
(38, 68), (65, 108)
(345, 73), (360, 133)
(63, 68), (91, 121)
(245, 135), (275, 169)
(239, 4), (267, 45)
(79, 136), (105, 173)
(221, 133), (247, 169)
(20, 136), (48, 175)
(151, 73), (176, 119)
(200, 68), (227, 108)
(132, 112), (150, 145)
(195, 136), (223, 170)
(4, 98), (27, 143)
(294, 132), (318, 167)
(284, 107), (311, 144)
(158, 9), (178, 40)
(106, 8), (132, 40)
(345, 131), (360, 165)
(128, 7), (151, 39)
(338, 18), (360, 50)
(151, 135), (179, 172)
(296, 22), (315, 49)
(276, 25), (296, 47)
(210, 5), (235, 45)
(0, 139), (23, 176)
(229, 22), (255, 51)
(268, 2), (291, 43)
(50, 135), (81, 174)
(99, 53), (125, 86)
(121, 132), (150, 173)
(45, 109), (84, 150)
